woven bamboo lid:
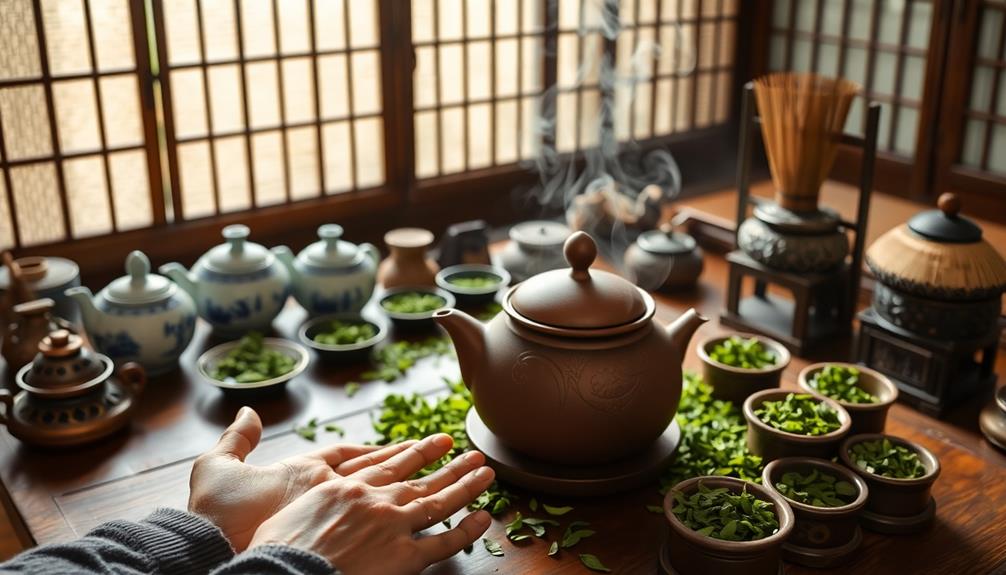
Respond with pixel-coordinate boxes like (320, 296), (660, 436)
(866, 193), (1006, 300)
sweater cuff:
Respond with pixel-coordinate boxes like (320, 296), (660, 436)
(116, 508), (234, 574)
(248, 545), (334, 574)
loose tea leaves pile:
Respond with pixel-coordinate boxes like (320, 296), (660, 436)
(774, 469), (857, 507)
(447, 275), (500, 289)
(808, 365), (878, 404)
(849, 438), (927, 479)
(210, 332), (296, 383)
(359, 337), (454, 383)
(660, 373), (764, 491)
(709, 336), (777, 369)
(381, 292), (446, 314)
(670, 482), (780, 541)
(312, 320), (377, 346)
(754, 393), (842, 436)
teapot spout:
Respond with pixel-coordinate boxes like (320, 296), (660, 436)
(271, 246), (297, 281)
(433, 308), (485, 390)
(159, 263), (197, 300)
(666, 308), (707, 362)
(65, 286), (98, 327)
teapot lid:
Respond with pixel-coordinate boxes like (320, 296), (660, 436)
(636, 228), (697, 255)
(301, 224), (361, 267)
(204, 225), (273, 273)
(907, 193), (983, 243)
(509, 220), (571, 248)
(106, 251), (174, 304)
(17, 329), (112, 398)
(508, 232), (650, 331)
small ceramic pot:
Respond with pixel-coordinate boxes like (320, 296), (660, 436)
(743, 389), (852, 462)
(298, 313), (387, 364)
(0, 256), (81, 324)
(662, 476), (794, 575)
(838, 433), (941, 534)
(798, 363), (898, 435)
(435, 264), (510, 307)
(762, 457), (868, 568)
(624, 229), (704, 292)
(379, 286), (455, 333)
(1, 298), (73, 374)
(498, 220), (571, 283)
(377, 228), (439, 289)
(697, 334), (791, 404)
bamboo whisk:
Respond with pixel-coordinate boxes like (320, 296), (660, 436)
(753, 73), (861, 213)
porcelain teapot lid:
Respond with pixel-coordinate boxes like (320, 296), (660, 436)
(508, 221), (571, 248)
(507, 232), (652, 332)
(636, 227), (698, 256)
(301, 224), (363, 267)
(16, 330), (112, 399)
(105, 251), (174, 305)
(204, 225), (272, 273)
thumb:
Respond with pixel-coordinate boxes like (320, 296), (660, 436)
(211, 406), (262, 461)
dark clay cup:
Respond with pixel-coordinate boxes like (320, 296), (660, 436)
(662, 476), (794, 575)
(762, 457), (868, 568)
(838, 433), (940, 533)
(698, 334), (791, 404)
(743, 389), (852, 462)
(798, 363), (898, 435)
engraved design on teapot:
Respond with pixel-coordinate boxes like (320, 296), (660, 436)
(511, 351), (642, 414)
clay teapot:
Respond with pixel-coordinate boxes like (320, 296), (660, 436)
(435, 231), (707, 465)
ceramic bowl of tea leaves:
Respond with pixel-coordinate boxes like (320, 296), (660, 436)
(838, 433), (940, 534)
(743, 389), (852, 462)
(435, 264), (510, 307)
(198, 332), (309, 397)
(798, 363), (898, 435)
(379, 286), (456, 332)
(762, 457), (869, 568)
(698, 333), (791, 404)
(299, 313), (388, 364)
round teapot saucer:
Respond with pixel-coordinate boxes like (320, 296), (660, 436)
(465, 408), (680, 497)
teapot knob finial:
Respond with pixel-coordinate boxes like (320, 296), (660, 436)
(937, 192), (961, 218)
(126, 251), (150, 284)
(222, 224), (250, 255)
(318, 224), (344, 251)
(564, 231), (597, 281)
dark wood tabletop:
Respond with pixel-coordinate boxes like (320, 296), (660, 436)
(2, 188), (1005, 574)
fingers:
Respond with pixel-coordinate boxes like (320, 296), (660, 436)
(406, 466), (495, 531)
(414, 511), (492, 564)
(350, 434), (454, 486)
(333, 440), (419, 476)
(210, 406), (262, 461)
(391, 451), (486, 504)
(310, 443), (385, 469)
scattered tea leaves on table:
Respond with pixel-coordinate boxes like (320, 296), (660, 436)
(646, 504), (664, 514)
(774, 469), (856, 507)
(670, 482), (779, 542)
(361, 337), (454, 382)
(543, 504), (574, 516)
(447, 274), (500, 288)
(381, 292), (446, 314)
(547, 541), (559, 557)
(295, 418), (319, 441)
(483, 538), (504, 557)
(850, 438), (927, 479)
(754, 393), (842, 436)
(210, 332), (296, 383)
(809, 365), (878, 404)
(560, 522), (595, 548)
(312, 320), (377, 346)
(579, 554), (612, 573)
(344, 382), (361, 397)
(529, 498), (539, 512)
(323, 423), (345, 437)
(709, 336), (777, 369)
(505, 513), (524, 538)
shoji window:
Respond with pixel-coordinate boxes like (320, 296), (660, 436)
(0, 0), (160, 250)
(959, 1), (1006, 176)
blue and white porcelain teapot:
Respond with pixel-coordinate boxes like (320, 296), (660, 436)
(160, 225), (290, 335)
(66, 251), (197, 375)
(273, 224), (379, 315)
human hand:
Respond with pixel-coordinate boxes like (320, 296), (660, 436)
(188, 407), (422, 551)
(248, 432), (495, 575)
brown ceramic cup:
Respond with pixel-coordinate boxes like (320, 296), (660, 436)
(798, 363), (898, 435)
(697, 334), (791, 404)
(662, 476), (794, 575)
(762, 457), (868, 568)
(838, 433), (940, 533)
(743, 389), (852, 462)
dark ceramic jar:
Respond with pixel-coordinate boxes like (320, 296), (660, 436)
(839, 433), (941, 534)
(743, 389), (852, 462)
(762, 457), (868, 568)
(798, 363), (898, 435)
(624, 229), (704, 292)
(661, 476), (794, 575)
(697, 334), (790, 404)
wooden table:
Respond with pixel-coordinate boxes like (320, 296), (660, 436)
(2, 190), (1005, 574)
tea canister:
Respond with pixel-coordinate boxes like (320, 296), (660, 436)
(160, 225), (291, 335)
(498, 220), (572, 283)
(273, 224), (379, 315)
(0, 256), (80, 323)
(1, 298), (72, 374)
(0, 329), (146, 447)
(377, 227), (439, 289)
(66, 251), (197, 376)
(624, 227), (704, 291)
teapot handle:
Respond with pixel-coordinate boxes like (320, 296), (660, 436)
(118, 362), (147, 396)
(0, 389), (12, 426)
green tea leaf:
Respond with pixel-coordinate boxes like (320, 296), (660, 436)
(646, 505), (664, 514)
(345, 382), (361, 397)
(543, 504), (574, 516)
(529, 498), (538, 512)
(483, 538), (504, 557)
(579, 554), (612, 573)
(547, 541), (558, 557)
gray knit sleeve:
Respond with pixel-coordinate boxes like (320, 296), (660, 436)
(209, 544), (334, 575)
(0, 508), (234, 575)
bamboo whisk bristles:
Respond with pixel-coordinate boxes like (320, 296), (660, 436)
(754, 73), (861, 213)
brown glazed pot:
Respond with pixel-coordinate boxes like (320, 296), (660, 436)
(435, 232), (707, 465)
(743, 389), (852, 462)
(697, 334), (791, 404)
(798, 363), (898, 435)
(762, 457), (868, 568)
(662, 476), (794, 575)
(839, 433), (940, 532)
(377, 228), (439, 289)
